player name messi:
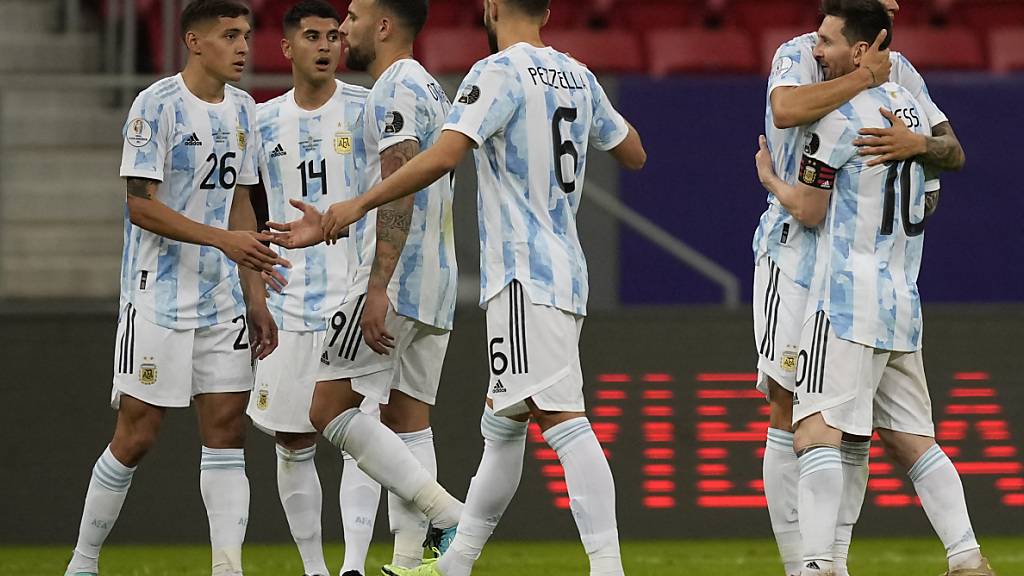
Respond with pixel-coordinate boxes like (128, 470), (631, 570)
(527, 66), (586, 91)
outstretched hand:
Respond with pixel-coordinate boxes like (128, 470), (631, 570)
(266, 199), (327, 249)
(322, 199), (365, 245)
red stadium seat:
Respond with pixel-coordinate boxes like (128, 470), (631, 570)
(543, 30), (646, 74)
(729, 0), (815, 32)
(418, 27), (491, 74)
(961, 1), (1024, 32)
(890, 0), (934, 26)
(251, 28), (291, 73)
(890, 26), (986, 70)
(611, 0), (693, 32)
(427, 0), (478, 28)
(646, 28), (758, 76)
(989, 28), (1024, 74)
(546, 1), (586, 29)
(759, 26), (813, 74)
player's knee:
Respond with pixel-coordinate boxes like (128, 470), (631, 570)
(380, 398), (430, 433)
(877, 429), (935, 471)
(768, 381), (795, 431)
(276, 431), (317, 451)
(480, 406), (528, 442)
(110, 428), (157, 466)
(308, 404), (334, 433)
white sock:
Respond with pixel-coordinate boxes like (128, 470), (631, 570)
(323, 409), (461, 529)
(66, 446), (136, 574)
(544, 418), (623, 576)
(200, 447), (249, 576)
(908, 444), (983, 571)
(437, 407), (528, 576)
(833, 440), (870, 576)
(339, 451), (382, 575)
(764, 429), (802, 576)
(798, 447), (843, 574)
(389, 428), (437, 568)
(276, 445), (329, 576)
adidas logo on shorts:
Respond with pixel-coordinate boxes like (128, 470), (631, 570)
(491, 380), (507, 394)
(184, 132), (202, 146)
(320, 351), (330, 365)
(270, 143), (287, 158)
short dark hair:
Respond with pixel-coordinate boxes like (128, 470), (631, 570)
(507, 0), (550, 18)
(821, 0), (893, 50)
(180, 0), (250, 39)
(377, 0), (428, 37)
(283, 0), (341, 34)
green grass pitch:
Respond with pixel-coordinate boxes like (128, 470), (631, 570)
(6, 538), (1023, 575)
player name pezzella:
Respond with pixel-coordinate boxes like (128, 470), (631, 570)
(527, 66), (586, 91)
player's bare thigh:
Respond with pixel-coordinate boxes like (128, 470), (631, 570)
(381, 389), (430, 433)
(195, 391), (249, 448)
(110, 394), (166, 466)
(767, 378), (795, 432)
(309, 378), (364, 432)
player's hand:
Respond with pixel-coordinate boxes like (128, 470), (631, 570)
(247, 303), (279, 362)
(322, 200), (364, 245)
(754, 135), (778, 189)
(266, 199), (325, 249)
(854, 108), (928, 166)
(862, 29), (892, 87)
(219, 230), (291, 276)
(360, 287), (395, 355)
(261, 267), (288, 294)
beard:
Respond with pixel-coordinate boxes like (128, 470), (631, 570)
(345, 43), (374, 72)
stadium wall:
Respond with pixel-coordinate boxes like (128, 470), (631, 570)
(3, 305), (1022, 543)
(616, 74), (1024, 305)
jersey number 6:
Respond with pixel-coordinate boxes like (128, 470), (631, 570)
(552, 107), (579, 193)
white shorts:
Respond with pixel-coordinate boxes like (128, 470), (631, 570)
(753, 256), (808, 395)
(317, 294), (450, 407)
(485, 280), (585, 418)
(248, 330), (325, 434)
(316, 293), (391, 382)
(111, 303), (254, 409)
(792, 310), (935, 437)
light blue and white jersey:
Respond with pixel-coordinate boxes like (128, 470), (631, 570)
(802, 83), (931, 352)
(363, 59), (458, 330)
(119, 74), (259, 329)
(444, 43), (629, 316)
(753, 32), (949, 289)
(255, 80), (370, 332)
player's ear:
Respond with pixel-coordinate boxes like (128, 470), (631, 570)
(281, 37), (291, 62)
(377, 14), (390, 41)
(184, 30), (201, 55)
(852, 41), (869, 67)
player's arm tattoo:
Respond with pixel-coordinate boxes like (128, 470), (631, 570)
(368, 140), (420, 290)
(924, 190), (941, 219)
(126, 177), (158, 200)
(920, 122), (965, 172)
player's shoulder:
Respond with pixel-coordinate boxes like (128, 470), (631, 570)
(255, 91), (290, 120)
(775, 31), (817, 59)
(133, 75), (183, 107)
(336, 79), (370, 103)
(225, 83), (257, 107)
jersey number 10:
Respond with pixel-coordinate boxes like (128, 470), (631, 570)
(881, 160), (926, 237)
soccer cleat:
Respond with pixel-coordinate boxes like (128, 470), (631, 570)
(943, 558), (996, 576)
(423, 524), (458, 557)
(340, 572), (363, 576)
(380, 558), (441, 576)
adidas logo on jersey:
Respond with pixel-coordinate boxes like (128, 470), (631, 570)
(184, 133), (203, 146)
(270, 144), (287, 158)
(491, 380), (507, 394)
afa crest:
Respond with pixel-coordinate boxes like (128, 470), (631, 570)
(256, 388), (269, 410)
(781, 350), (798, 373)
(139, 358), (158, 385)
(237, 129), (247, 150)
(334, 131), (352, 155)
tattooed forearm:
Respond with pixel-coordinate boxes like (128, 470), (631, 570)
(126, 177), (157, 199)
(924, 190), (941, 219)
(368, 140), (421, 290)
(380, 140), (420, 180)
(920, 122), (965, 172)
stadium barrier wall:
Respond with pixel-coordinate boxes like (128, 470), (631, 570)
(3, 305), (1021, 543)
(616, 74), (1024, 305)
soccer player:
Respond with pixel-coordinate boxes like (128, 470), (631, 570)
(260, 0), (466, 558)
(336, 0), (459, 568)
(64, 2), (285, 575)
(272, 1), (647, 574)
(244, 2), (382, 576)
(755, 2), (993, 575)
(753, 1), (965, 574)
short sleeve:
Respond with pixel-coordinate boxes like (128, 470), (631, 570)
(586, 70), (629, 151)
(374, 78), (423, 153)
(768, 36), (820, 94)
(891, 53), (948, 128)
(443, 58), (519, 146)
(120, 91), (171, 182)
(238, 99), (259, 186)
(797, 111), (857, 190)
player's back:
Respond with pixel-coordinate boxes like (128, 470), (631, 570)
(445, 43), (629, 316)
(255, 80), (370, 331)
(120, 74), (259, 329)
(808, 82), (930, 352)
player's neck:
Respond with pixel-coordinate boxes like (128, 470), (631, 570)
(293, 75), (337, 111)
(496, 21), (543, 52)
(368, 45), (414, 81)
(180, 62), (226, 104)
